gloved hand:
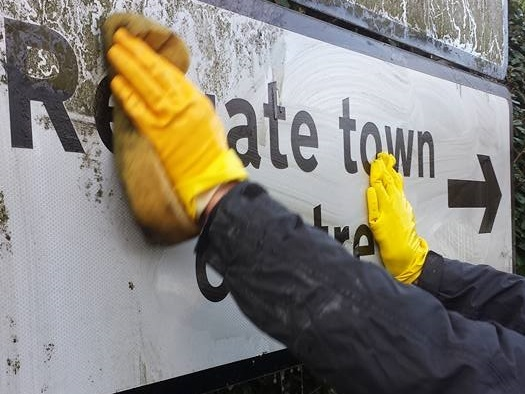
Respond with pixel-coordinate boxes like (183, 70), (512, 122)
(366, 153), (428, 284)
(103, 13), (199, 244)
(104, 21), (247, 244)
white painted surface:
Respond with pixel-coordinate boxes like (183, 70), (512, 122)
(0, 1), (512, 393)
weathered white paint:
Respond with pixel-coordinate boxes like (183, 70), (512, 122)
(294, 0), (507, 79)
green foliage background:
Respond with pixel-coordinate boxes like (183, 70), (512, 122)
(508, 0), (525, 275)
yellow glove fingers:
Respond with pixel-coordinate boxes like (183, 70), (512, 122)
(381, 169), (399, 198)
(375, 152), (402, 190)
(376, 152), (395, 173)
(370, 154), (394, 209)
(366, 187), (380, 224)
(401, 192), (415, 222)
(394, 170), (404, 190)
(370, 155), (386, 185)
(112, 28), (187, 95)
(385, 162), (403, 190)
(107, 43), (165, 107)
(111, 75), (156, 128)
(110, 28), (197, 119)
(379, 152), (396, 168)
(383, 154), (404, 190)
(372, 177), (390, 213)
(111, 75), (134, 105)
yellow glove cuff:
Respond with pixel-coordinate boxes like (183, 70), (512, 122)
(394, 239), (429, 284)
(176, 149), (248, 220)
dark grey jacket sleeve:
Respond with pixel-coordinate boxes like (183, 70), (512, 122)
(196, 183), (525, 394)
(418, 251), (525, 335)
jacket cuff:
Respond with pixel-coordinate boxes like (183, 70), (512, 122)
(195, 181), (267, 275)
(418, 251), (445, 296)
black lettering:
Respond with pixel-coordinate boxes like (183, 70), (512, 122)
(385, 126), (414, 176)
(353, 224), (374, 259)
(263, 82), (287, 169)
(196, 258), (229, 303)
(334, 226), (350, 244)
(313, 204), (329, 233)
(5, 18), (83, 152)
(291, 111), (318, 172)
(225, 98), (261, 169)
(339, 98), (357, 174)
(418, 131), (435, 178)
(94, 75), (113, 152)
(360, 122), (382, 174)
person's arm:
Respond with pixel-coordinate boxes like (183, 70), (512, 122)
(418, 251), (525, 335)
(367, 153), (525, 333)
(198, 182), (525, 394)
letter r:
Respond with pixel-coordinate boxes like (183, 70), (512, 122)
(5, 18), (83, 152)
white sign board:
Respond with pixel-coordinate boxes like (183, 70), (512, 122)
(0, 0), (512, 393)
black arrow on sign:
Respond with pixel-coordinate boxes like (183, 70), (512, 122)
(447, 155), (501, 234)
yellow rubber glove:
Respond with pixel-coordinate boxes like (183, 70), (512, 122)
(107, 28), (247, 221)
(367, 153), (429, 284)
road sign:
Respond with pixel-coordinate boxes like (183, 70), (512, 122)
(0, 0), (512, 393)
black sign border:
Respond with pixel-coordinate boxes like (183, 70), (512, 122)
(118, 349), (298, 394)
